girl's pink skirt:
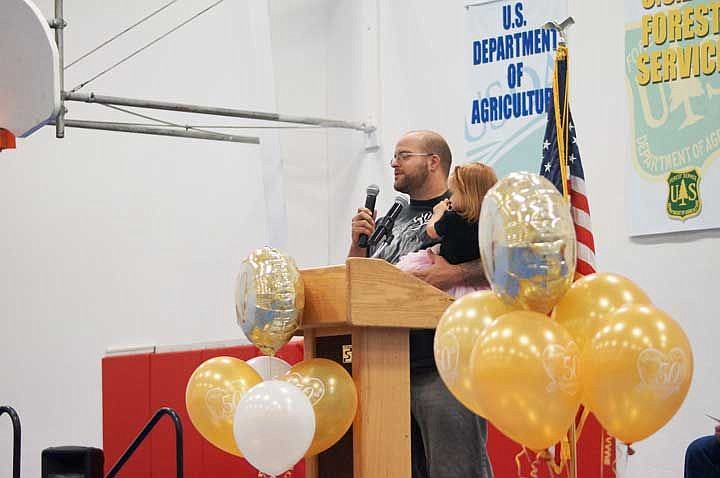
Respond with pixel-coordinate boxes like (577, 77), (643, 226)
(395, 246), (489, 299)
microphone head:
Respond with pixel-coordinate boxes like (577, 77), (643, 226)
(394, 195), (409, 208)
(366, 184), (380, 197)
(368, 195), (409, 247)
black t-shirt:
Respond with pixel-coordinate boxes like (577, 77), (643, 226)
(433, 210), (480, 265)
(370, 192), (450, 370)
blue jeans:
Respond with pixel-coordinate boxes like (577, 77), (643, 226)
(684, 435), (720, 478)
(411, 366), (492, 478)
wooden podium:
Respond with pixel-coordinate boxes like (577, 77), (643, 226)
(299, 258), (454, 478)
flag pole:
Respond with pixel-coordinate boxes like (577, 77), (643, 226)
(569, 418), (578, 478)
(545, 18), (574, 201)
(544, 18), (578, 478)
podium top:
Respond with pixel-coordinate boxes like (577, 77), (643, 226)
(300, 258), (454, 330)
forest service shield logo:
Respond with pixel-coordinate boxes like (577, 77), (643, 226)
(625, 28), (720, 181)
(666, 169), (701, 221)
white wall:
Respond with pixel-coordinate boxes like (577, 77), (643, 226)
(1, 1), (717, 478)
(0, 1), (335, 476)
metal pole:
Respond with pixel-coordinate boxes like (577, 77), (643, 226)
(54, 0), (66, 138)
(58, 119), (260, 144)
(0, 406), (21, 478)
(64, 91), (375, 133)
(545, 19), (577, 476)
(105, 407), (183, 478)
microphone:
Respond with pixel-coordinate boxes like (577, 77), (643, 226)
(358, 184), (380, 248)
(368, 195), (409, 248)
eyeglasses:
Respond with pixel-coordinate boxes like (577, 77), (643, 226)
(391, 152), (435, 164)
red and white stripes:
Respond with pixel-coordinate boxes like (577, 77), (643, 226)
(569, 176), (596, 276)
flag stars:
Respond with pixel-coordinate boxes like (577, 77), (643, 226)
(569, 154), (576, 163)
(572, 136), (577, 144)
(543, 140), (550, 150)
(544, 162), (551, 172)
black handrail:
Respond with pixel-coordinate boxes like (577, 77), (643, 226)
(105, 407), (183, 478)
(0, 406), (21, 478)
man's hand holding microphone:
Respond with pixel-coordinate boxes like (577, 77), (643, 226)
(348, 185), (379, 257)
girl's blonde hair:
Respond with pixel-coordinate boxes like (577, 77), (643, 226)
(451, 162), (498, 223)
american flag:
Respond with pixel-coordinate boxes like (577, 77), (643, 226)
(540, 50), (614, 478)
(540, 46), (596, 276)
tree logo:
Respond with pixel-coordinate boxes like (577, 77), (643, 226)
(666, 169), (701, 220)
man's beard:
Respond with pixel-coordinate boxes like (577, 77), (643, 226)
(394, 165), (429, 195)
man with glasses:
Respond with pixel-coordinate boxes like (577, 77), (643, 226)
(349, 130), (492, 478)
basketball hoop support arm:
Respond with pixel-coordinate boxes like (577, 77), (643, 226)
(63, 92), (376, 134)
(48, 0), (377, 145)
(50, 0), (66, 139)
(50, 119), (260, 144)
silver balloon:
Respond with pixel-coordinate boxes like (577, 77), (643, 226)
(479, 172), (576, 314)
(235, 247), (304, 355)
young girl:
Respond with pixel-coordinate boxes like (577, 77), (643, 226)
(396, 162), (497, 298)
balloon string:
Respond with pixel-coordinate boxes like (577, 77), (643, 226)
(514, 446), (530, 477)
(547, 459), (563, 477)
(513, 447), (544, 478)
(540, 445), (566, 476)
(529, 451), (542, 478)
(620, 443), (631, 474)
(541, 408), (587, 477)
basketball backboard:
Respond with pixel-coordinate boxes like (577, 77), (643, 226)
(0, 0), (60, 137)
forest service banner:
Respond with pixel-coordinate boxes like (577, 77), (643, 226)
(625, 0), (720, 235)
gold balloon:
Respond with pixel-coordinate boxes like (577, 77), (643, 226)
(185, 356), (262, 456)
(434, 291), (518, 416)
(471, 311), (581, 451)
(235, 247), (304, 355)
(581, 304), (693, 444)
(479, 172), (576, 314)
(553, 272), (652, 351)
(282, 358), (358, 457)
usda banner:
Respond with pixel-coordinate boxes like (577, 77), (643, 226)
(625, 0), (720, 235)
(464, 0), (566, 178)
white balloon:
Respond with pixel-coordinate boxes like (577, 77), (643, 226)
(233, 380), (315, 476)
(247, 356), (292, 381)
